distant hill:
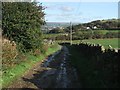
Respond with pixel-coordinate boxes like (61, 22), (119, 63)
(46, 22), (70, 27)
(41, 22), (80, 31)
(46, 22), (79, 27)
(65, 19), (120, 32)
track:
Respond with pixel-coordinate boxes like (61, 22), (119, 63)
(8, 46), (81, 89)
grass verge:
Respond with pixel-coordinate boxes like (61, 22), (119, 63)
(2, 44), (61, 88)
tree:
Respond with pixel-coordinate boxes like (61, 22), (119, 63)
(93, 30), (104, 39)
(2, 2), (45, 52)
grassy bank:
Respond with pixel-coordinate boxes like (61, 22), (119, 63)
(2, 44), (61, 88)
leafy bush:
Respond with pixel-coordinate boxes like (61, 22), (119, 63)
(105, 32), (118, 38)
(93, 30), (104, 38)
(2, 2), (45, 52)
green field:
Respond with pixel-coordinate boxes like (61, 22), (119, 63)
(82, 38), (119, 49)
(57, 38), (119, 49)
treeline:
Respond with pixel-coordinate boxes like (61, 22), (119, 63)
(72, 30), (120, 40)
(2, 2), (45, 52)
(64, 43), (119, 88)
(44, 30), (119, 41)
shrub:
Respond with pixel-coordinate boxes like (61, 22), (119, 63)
(105, 32), (118, 38)
(2, 2), (45, 52)
(93, 30), (104, 39)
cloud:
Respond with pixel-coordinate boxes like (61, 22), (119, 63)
(45, 12), (104, 23)
(45, 13), (73, 17)
(60, 6), (74, 12)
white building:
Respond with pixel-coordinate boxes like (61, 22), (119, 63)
(86, 27), (90, 30)
(93, 26), (97, 29)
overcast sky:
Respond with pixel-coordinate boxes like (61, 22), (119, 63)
(40, 2), (118, 23)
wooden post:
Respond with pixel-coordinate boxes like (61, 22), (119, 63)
(70, 22), (72, 45)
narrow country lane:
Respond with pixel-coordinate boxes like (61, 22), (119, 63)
(8, 46), (81, 89)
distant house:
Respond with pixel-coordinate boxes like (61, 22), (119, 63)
(86, 26), (97, 30)
(93, 26), (97, 29)
(86, 27), (90, 30)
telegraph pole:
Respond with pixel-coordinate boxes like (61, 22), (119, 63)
(70, 22), (72, 45)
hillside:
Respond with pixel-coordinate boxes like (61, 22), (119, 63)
(70, 19), (120, 31)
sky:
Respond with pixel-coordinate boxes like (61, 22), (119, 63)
(40, 2), (118, 23)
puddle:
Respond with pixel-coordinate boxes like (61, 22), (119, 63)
(42, 50), (61, 67)
(39, 46), (81, 88)
(55, 46), (70, 88)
